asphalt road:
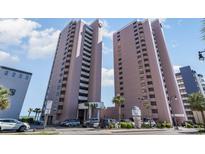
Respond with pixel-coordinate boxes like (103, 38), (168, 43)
(55, 127), (200, 135)
(0, 127), (202, 135)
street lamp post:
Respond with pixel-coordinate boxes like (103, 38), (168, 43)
(169, 96), (179, 130)
(198, 50), (205, 61)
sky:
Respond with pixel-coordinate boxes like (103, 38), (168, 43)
(0, 18), (204, 116)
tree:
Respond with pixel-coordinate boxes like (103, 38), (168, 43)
(0, 86), (10, 110)
(28, 108), (33, 117)
(187, 93), (205, 128)
(143, 101), (152, 127)
(112, 94), (125, 121)
(85, 103), (98, 119)
(33, 108), (42, 121)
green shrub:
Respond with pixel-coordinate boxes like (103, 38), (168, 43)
(156, 121), (172, 128)
(156, 122), (162, 128)
(185, 123), (193, 128)
(108, 123), (115, 129)
(166, 122), (172, 128)
(161, 121), (167, 128)
(120, 122), (127, 128)
(194, 124), (200, 128)
(142, 123), (151, 128)
(20, 117), (34, 124)
(126, 123), (134, 129)
(119, 122), (134, 129)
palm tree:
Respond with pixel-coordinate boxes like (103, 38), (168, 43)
(85, 103), (97, 119)
(33, 108), (41, 121)
(143, 101), (152, 127)
(112, 94), (125, 121)
(36, 108), (42, 121)
(28, 108), (33, 117)
(0, 86), (10, 110)
(187, 93), (205, 128)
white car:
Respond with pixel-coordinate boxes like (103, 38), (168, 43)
(0, 118), (30, 132)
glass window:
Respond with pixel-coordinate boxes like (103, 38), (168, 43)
(19, 74), (23, 78)
(25, 75), (29, 80)
(4, 71), (9, 76)
(12, 72), (16, 77)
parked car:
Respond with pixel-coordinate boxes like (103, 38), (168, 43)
(83, 118), (100, 128)
(60, 119), (80, 127)
(0, 118), (30, 132)
(143, 119), (156, 127)
(100, 118), (119, 128)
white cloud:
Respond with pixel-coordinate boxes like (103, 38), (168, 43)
(27, 28), (60, 59)
(0, 18), (60, 59)
(0, 50), (20, 63)
(0, 18), (40, 45)
(102, 43), (112, 54)
(150, 18), (171, 29)
(101, 20), (115, 39)
(102, 67), (114, 87)
(173, 65), (181, 73)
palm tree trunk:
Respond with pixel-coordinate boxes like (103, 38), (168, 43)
(201, 110), (205, 130)
(28, 112), (31, 117)
(196, 111), (200, 123)
(34, 113), (37, 121)
(118, 105), (121, 121)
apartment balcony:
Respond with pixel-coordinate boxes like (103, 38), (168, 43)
(80, 76), (89, 82)
(80, 83), (89, 88)
(79, 89), (88, 94)
(82, 55), (91, 61)
(81, 71), (90, 76)
(78, 95), (88, 100)
(57, 109), (63, 114)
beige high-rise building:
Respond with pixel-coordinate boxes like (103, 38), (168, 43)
(42, 19), (103, 124)
(111, 19), (187, 125)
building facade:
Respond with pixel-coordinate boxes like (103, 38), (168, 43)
(112, 19), (187, 125)
(0, 66), (32, 119)
(42, 20), (103, 124)
(176, 66), (205, 123)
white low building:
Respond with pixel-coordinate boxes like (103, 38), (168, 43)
(0, 66), (32, 119)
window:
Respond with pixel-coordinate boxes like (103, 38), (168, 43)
(148, 87), (154, 91)
(59, 98), (64, 102)
(145, 69), (150, 73)
(120, 87), (123, 90)
(151, 101), (157, 106)
(120, 81), (123, 85)
(149, 94), (155, 98)
(19, 74), (23, 78)
(147, 81), (153, 85)
(4, 71), (9, 76)
(147, 75), (152, 79)
(12, 72), (16, 77)
(152, 109), (158, 113)
(144, 64), (150, 67)
(58, 105), (63, 110)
